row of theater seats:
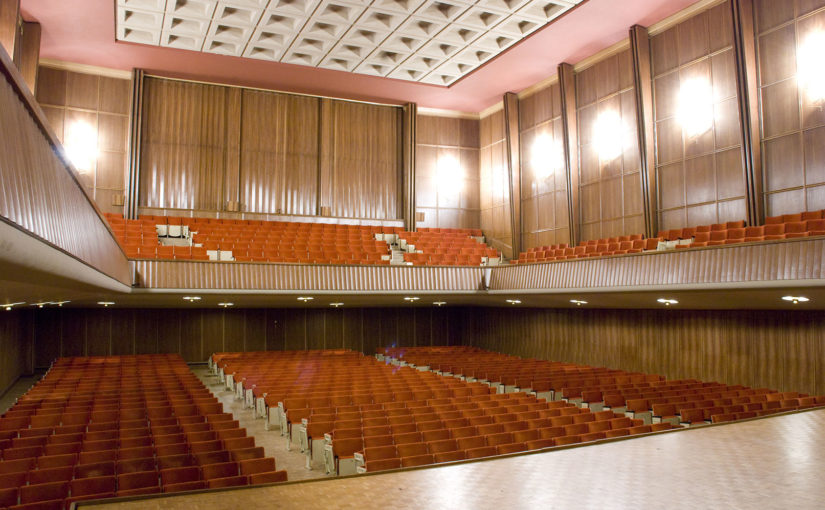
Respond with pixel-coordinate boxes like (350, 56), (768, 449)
(0, 355), (285, 510)
(514, 209), (825, 264)
(380, 346), (825, 428)
(399, 229), (498, 266)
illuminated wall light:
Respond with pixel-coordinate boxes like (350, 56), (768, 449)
(404, 297), (420, 302)
(433, 301), (447, 307)
(97, 301), (115, 307)
(218, 302), (234, 308)
(505, 299), (521, 305)
(677, 78), (714, 138)
(183, 296), (201, 303)
(330, 302), (344, 308)
(531, 133), (564, 180)
(436, 155), (463, 193)
(781, 295), (810, 305)
(593, 110), (624, 163)
(657, 298), (679, 306)
(53, 301), (70, 307)
(798, 32), (825, 104)
(570, 299), (588, 306)
(3, 302), (25, 311)
(64, 121), (98, 172)
(297, 296), (313, 302)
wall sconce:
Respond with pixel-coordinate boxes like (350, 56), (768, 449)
(593, 110), (624, 163)
(64, 120), (98, 172)
(798, 31), (825, 105)
(531, 133), (564, 179)
(437, 155), (463, 193)
(677, 77), (714, 138)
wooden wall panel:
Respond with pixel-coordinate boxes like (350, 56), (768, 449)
(479, 108), (513, 257)
(240, 90), (319, 215)
(756, 2), (825, 214)
(35, 66), (130, 216)
(652, 2), (748, 230)
(0, 310), (31, 394)
(330, 101), (400, 219)
(465, 307), (825, 396)
(415, 115), (481, 230)
(519, 82), (570, 250)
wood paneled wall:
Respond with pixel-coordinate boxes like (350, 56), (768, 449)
(464, 307), (825, 396)
(415, 115), (481, 230)
(0, 311), (32, 395)
(651, 2), (748, 230)
(576, 49), (645, 240)
(36, 66), (131, 216)
(139, 77), (401, 220)
(29, 307), (465, 366)
(755, 0), (825, 215)
(519, 82), (570, 250)
(480, 108), (513, 257)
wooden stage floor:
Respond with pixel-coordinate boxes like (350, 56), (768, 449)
(78, 408), (825, 509)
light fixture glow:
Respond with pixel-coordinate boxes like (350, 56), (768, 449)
(97, 301), (115, 307)
(531, 133), (564, 179)
(782, 295), (810, 305)
(433, 301), (447, 307)
(798, 31), (825, 104)
(297, 296), (314, 302)
(436, 155), (463, 193)
(53, 301), (70, 307)
(593, 110), (625, 162)
(218, 302), (234, 308)
(64, 121), (98, 172)
(505, 299), (521, 305)
(330, 302), (344, 308)
(404, 297), (420, 302)
(183, 296), (202, 303)
(32, 302), (48, 309)
(570, 299), (588, 306)
(657, 298), (679, 306)
(677, 77), (714, 138)
(3, 302), (24, 311)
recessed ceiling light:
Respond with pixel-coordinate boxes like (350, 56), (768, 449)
(404, 297), (420, 302)
(570, 299), (588, 306)
(218, 302), (234, 308)
(297, 296), (314, 302)
(657, 298), (678, 306)
(433, 301), (447, 307)
(782, 295), (810, 304)
(3, 302), (24, 311)
(505, 299), (521, 305)
(330, 302), (344, 308)
(97, 301), (115, 307)
(32, 302), (49, 309)
(183, 296), (202, 302)
(52, 301), (70, 307)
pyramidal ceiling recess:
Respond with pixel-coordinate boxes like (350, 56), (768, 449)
(116, 0), (581, 86)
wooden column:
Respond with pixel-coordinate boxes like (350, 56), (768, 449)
(731, 0), (764, 227)
(0, 0), (19, 62)
(402, 102), (417, 231)
(558, 63), (580, 245)
(630, 24), (658, 238)
(503, 92), (522, 256)
(17, 21), (38, 94)
(125, 69), (144, 220)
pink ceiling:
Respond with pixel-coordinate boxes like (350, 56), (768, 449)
(21, 0), (699, 112)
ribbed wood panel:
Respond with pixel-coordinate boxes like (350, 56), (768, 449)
(134, 261), (485, 291)
(465, 307), (825, 395)
(490, 238), (825, 289)
(139, 78), (228, 210)
(29, 307), (465, 364)
(0, 61), (130, 285)
(480, 108), (513, 257)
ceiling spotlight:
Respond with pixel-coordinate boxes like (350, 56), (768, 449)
(330, 302), (344, 308)
(3, 302), (24, 311)
(657, 298), (679, 306)
(97, 301), (115, 307)
(183, 296), (201, 303)
(404, 297), (420, 302)
(505, 299), (522, 305)
(782, 296), (810, 305)
(52, 301), (70, 307)
(433, 301), (447, 307)
(570, 299), (588, 306)
(297, 296), (313, 302)
(32, 302), (49, 309)
(218, 302), (234, 308)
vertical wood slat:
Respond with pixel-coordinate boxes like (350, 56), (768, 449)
(504, 92), (522, 256)
(402, 103), (417, 230)
(731, 0), (764, 226)
(559, 63), (580, 245)
(125, 69), (143, 220)
(630, 24), (658, 238)
(318, 98), (334, 215)
(223, 87), (241, 211)
(17, 21), (38, 95)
